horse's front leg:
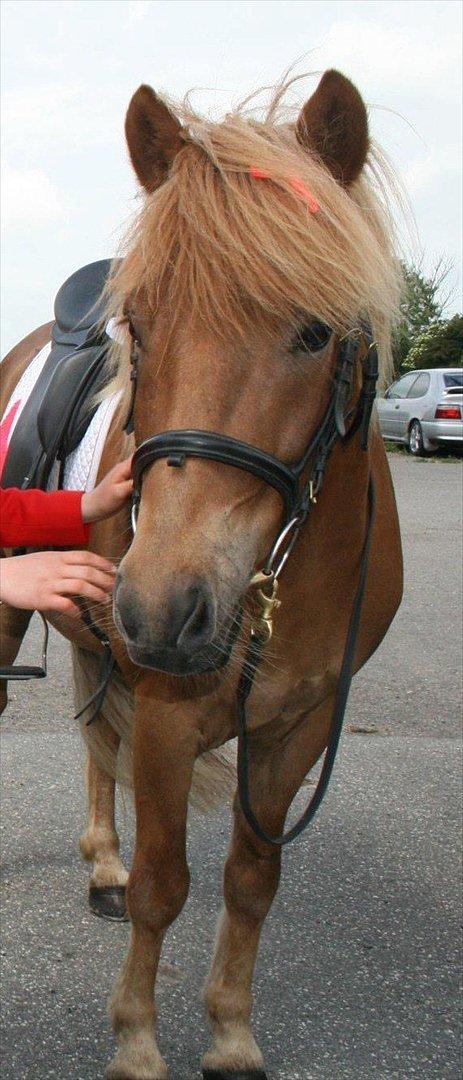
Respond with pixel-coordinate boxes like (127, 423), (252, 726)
(107, 696), (197, 1080)
(203, 696), (333, 1080)
(79, 733), (129, 921)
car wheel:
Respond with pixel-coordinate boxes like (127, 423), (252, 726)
(408, 420), (426, 457)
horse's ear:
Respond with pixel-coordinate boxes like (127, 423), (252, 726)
(125, 84), (184, 193)
(296, 70), (369, 186)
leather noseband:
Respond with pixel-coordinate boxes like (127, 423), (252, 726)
(132, 429), (300, 519)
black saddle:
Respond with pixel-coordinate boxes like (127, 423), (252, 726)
(2, 258), (121, 491)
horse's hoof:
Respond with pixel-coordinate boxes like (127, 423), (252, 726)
(202, 1072), (268, 1080)
(89, 885), (129, 921)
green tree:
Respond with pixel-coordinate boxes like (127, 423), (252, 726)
(392, 261), (450, 371)
(402, 314), (463, 370)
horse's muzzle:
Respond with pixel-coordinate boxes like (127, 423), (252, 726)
(113, 574), (240, 675)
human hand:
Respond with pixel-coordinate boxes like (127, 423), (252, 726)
(81, 457), (133, 524)
(0, 550), (117, 616)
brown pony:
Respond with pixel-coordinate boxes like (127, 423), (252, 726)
(1, 70), (403, 1079)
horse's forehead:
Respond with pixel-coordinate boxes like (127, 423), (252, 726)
(141, 306), (278, 367)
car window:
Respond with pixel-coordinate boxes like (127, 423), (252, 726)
(387, 373), (418, 399)
(443, 373), (463, 388)
(384, 381), (398, 398)
(407, 372), (430, 398)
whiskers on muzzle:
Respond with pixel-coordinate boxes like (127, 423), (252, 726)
(112, 565), (247, 676)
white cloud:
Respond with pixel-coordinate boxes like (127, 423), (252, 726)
(1, 163), (66, 229)
(0, 0), (461, 353)
(1, 84), (122, 156)
(404, 145), (462, 196)
(316, 16), (461, 96)
(122, 0), (151, 29)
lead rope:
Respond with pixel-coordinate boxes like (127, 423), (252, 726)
(236, 473), (376, 846)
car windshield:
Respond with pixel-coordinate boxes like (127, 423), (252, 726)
(443, 373), (463, 388)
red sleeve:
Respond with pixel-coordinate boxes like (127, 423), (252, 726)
(0, 489), (90, 548)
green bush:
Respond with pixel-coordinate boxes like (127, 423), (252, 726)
(403, 315), (463, 370)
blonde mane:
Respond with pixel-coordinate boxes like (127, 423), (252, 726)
(106, 79), (402, 391)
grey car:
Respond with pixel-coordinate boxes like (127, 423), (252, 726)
(376, 368), (463, 455)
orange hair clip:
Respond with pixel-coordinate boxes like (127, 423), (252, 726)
(250, 166), (319, 214)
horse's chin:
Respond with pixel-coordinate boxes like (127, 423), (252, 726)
(124, 641), (229, 676)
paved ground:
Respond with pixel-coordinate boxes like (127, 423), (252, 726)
(1, 455), (462, 1079)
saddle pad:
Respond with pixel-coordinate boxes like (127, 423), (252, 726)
(0, 342), (52, 479)
(63, 389), (122, 491)
(1, 347), (122, 493)
(1, 259), (125, 493)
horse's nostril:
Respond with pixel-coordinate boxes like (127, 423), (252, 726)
(174, 581), (216, 652)
(114, 574), (216, 657)
(115, 580), (141, 641)
(179, 594), (208, 643)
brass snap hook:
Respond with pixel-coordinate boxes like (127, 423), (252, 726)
(248, 571), (281, 642)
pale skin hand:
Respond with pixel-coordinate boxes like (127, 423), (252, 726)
(81, 457), (133, 523)
(0, 458), (132, 614)
(0, 550), (117, 616)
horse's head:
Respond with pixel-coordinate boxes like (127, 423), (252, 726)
(111, 70), (399, 675)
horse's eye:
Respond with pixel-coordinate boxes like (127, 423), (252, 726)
(291, 320), (332, 355)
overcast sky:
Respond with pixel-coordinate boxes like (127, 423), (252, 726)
(1, 0), (461, 353)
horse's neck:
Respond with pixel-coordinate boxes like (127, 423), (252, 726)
(264, 430), (401, 701)
(289, 434), (371, 592)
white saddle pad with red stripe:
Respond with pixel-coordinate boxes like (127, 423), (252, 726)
(0, 342), (121, 491)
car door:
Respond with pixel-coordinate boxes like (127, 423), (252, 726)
(392, 373), (422, 437)
(405, 371), (432, 421)
(376, 379), (399, 435)
(378, 373), (419, 438)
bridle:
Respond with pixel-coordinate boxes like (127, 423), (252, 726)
(113, 322), (379, 845)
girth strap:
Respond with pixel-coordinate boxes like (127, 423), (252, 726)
(236, 473), (376, 846)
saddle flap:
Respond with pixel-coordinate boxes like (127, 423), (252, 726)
(37, 344), (110, 460)
(1, 259), (118, 491)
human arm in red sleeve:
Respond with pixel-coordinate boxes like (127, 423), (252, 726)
(0, 488), (90, 548)
(0, 457), (133, 550)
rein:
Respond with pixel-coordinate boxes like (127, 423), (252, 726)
(236, 475), (375, 845)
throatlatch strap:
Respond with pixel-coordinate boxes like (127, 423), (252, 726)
(236, 474), (376, 846)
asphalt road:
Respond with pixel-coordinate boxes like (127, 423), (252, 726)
(1, 454), (462, 1079)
